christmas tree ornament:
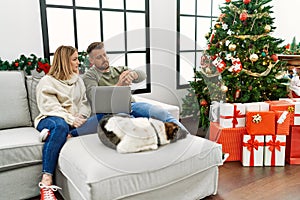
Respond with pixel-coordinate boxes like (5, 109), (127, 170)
(239, 11), (248, 21)
(235, 89), (241, 99)
(229, 43), (237, 51)
(264, 25), (271, 32)
(229, 58), (243, 73)
(248, 85), (253, 90)
(261, 52), (266, 57)
(271, 54), (278, 61)
(215, 23), (221, 29)
(200, 99), (208, 107)
(212, 57), (226, 72)
(225, 0), (231, 3)
(243, 0), (251, 4)
(221, 85), (228, 92)
(250, 53), (258, 62)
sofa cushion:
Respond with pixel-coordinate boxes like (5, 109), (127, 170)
(58, 134), (222, 199)
(25, 71), (45, 122)
(0, 127), (43, 172)
(0, 71), (32, 129)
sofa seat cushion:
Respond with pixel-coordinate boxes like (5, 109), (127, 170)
(0, 127), (43, 172)
(0, 71), (32, 129)
(58, 134), (222, 200)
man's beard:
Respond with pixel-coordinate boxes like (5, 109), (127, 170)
(97, 62), (109, 71)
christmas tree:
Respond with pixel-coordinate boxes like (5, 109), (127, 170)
(181, 0), (288, 130)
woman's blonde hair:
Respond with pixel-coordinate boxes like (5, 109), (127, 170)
(48, 45), (77, 80)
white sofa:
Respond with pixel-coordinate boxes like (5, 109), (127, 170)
(0, 71), (223, 200)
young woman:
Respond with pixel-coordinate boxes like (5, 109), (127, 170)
(35, 45), (91, 200)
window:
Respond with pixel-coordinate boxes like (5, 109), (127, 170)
(176, 0), (223, 88)
(39, 0), (150, 93)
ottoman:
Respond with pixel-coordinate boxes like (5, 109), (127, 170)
(56, 134), (222, 200)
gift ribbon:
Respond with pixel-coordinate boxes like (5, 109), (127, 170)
(243, 135), (264, 166)
(220, 104), (245, 128)
(266, 136), (286, 166)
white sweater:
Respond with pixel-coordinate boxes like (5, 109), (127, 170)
(34, 74), (91, 127)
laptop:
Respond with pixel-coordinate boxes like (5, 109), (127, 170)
(91, 86), (132, 114)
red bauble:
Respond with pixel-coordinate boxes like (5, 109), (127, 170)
(239, 12), (248, 21)
(14, 62), (19, 67)
(243, 0), (251, 4)
(225, 0), (231, 3)
(27, 61), (32, 66)
(271, 54), (278, 61)
(200, 99), (208, 107)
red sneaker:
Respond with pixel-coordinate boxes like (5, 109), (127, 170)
(39, 182), (61, 200)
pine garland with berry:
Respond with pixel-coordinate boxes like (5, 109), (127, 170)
(0, 51), (89, 75)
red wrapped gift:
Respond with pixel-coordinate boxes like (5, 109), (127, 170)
(266, 100), (295, 125)
(242, 134), (264, 166)
(264, 135), (286, 166)
(246, 111), (275, 135)
(275, 111), (290, 135)
(209, 122), (246, 161)
(286, 125), (300, 164)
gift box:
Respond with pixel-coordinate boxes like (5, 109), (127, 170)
(286, 125), (300, 164)
(209, 122), (246, 161)
(246, 111), (275, 135)
(279, 98), (300, 102)
(242, 134), (264, 166)
(209, 101), (221, 122)
(219, 103), (245, 128)
(293, 102), (300, 125)
(266, 100), (295, 125)
(264, 135), (286, 166)
(244, 102), (269, 112)
(275, 111), (290, 135)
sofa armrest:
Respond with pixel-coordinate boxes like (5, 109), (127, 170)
(133, 95), (180, 120)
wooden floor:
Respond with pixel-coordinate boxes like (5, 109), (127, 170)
(204, 161), (300, 200)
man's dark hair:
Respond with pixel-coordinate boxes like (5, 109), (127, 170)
(86, 42), (104, 54)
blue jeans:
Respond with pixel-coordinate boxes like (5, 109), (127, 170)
(37, 116), (72, 175)
(71, 102), (188, 136)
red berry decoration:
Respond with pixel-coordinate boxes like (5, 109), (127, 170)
(225, 0), (231, 2)
(200, 99), (208, 107)
(27, 61), (32, 66)
(14, 62), (19, 67)
(243, 0), (251, 4)
(271, 54), (278, 61)
(240, 12), (248, 21)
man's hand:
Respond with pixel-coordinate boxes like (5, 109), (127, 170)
(72, 114), (87, 128)
(117, 70), (138, 86)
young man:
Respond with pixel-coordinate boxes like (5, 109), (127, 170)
(82, 42), (188, 140)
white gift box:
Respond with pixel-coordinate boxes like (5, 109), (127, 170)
(244, 102), (269, 112)
(264, 135), (286, 166)
(242, 135), (264, 166)
(219, 103), (245, 128)
(293, 102), (300, 125)
(279, 98), (300, 102)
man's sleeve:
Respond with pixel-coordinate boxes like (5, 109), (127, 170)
(82, 71), (98, 104)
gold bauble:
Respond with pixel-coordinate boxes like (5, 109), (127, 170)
(221, 85), (228, 92)
(262, 61), (268, 65)
(229, 44), (237, 51)
(250, 53), (259, 62)
(205, 67), (212, 74)
(264, 25), (271, 33)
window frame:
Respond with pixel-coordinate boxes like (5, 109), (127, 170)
(39, 0), (150, 94)
(176, 0), (218, 89)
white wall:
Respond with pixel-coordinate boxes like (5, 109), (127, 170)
(0, 0), (299, 109)
(0, 0), (43, 61)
